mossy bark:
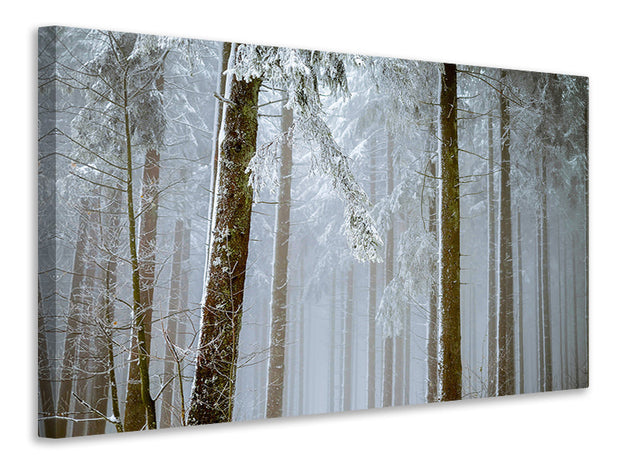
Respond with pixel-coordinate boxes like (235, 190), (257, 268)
(438, 63), (461, 402)
(188, 74), (262, 425)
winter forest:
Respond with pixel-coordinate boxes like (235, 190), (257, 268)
(37, 26), (588, 438)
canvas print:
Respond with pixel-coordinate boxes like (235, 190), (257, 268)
(37, 26), (588, 438)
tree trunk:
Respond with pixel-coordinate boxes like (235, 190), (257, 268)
(187, 68), (262, 425)
(486, 114), (498, 397)
(266, 98), (294, 418)
(517, 209), (524, 394)
(160, 218), (185, 428)
(55, 197), (91, 437)
(383, 130), (395, 407)
(497, 70), (515, 397)
(437, 63), (461, 402)
(38, 282), (57, 437)
(343, 263), (354, 411)
(541, 160), (553, 392)
(367, 138), (377, 409)
(426, 154), (439, 404)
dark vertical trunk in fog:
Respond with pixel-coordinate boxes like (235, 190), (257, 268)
(343, 264), (354, 411)
(266, 99), (294, 418)
(188, 67), (262, 425)
(87, 199), (112, 436)
(160, 218), (184, 428)
(517, 209), (524, 394)
(536, 200), (545, 392)
(367, 139), (377, 409)
(72, 225), (98, 437)
(486, 114), (498, 397)
(56, 198), (91, 437)
(497, 70), (515, 397)
(383, 130), (395, 407)
(541, 160), (553, 392)
(297, 266), (305, 415)
(437, 63), (461, 402)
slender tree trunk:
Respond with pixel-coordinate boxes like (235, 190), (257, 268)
(437, 63), (461, 402)
(187, 67), (262, 425)
(572, 234), (580, 387)
(87, 198), (112, 436)
(38, 282), (57, 437)
(426, 154), (439, 403)
(541, 160), (553, 392)
(367, 139), (377, 409)
(486, 114), (498, 397)
(123, 73), (157, 430)
(536, 199), (545, 392)
(160, 218), (185, 428)
(343, 264), (354, 411)
(517, 209), (525, 394)
(383, 130), (395, 407)
(329, 272), (337, 412)
(266, 99), (294, 418)
(497, 70), (515, 397)
(297, 262), (305, 415)
(55, 198), (90, 437)
(72, 225), (98, 437)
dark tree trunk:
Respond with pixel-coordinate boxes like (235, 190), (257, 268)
(486, 114), (498, 397)
(497, 70), (515, 397)
(187, 70), (262, 425)
(266, 99), (294, 418)
(517, 209), (524, 394)
(56, 198), (91, 437)
(541, 160), (553, 392)
(437, 63), (461, 402)
(160, 218), (185, 428)
(536, 198), (545, 392)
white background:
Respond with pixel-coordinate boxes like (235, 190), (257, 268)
(3, 1), (617, 463)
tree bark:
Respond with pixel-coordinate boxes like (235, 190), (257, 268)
(367, 138), (377, 409)
(160, 218), (185, 428)
(383, 130), (395, 407)
(266, 98), (294, 418)
(187, 69), (262, 425)
(541, 160), (553, 392)
(437, 63), (461, 402)
(497, 70), (515, 397)
(486, 114), (498, 397)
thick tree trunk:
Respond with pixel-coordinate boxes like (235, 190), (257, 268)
(205, 42), (232, 277)
(572, 235), (580, 387)
(486, 114), (498, 397)
(187, 70), (262, 425)
(266, 99), (294, 418)
(497, 70), (515, 397)
(437, 63), (461, 402)
(160, 218), (185, 428)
